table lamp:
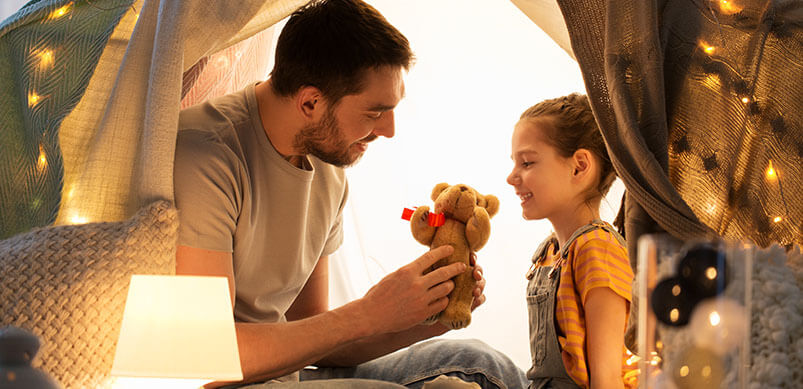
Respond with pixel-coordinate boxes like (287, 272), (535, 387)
(111, 275), (242, 389)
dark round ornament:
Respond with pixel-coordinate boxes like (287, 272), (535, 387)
(0, 326), (60, 389)
(676, 244), (728, 299)
(651, 276), (697, 326)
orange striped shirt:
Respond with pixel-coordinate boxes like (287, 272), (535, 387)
(541, 227), (637, 388)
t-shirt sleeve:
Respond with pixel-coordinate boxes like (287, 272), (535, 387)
(174, 130), (242, 252)
(571, 229), (634, 306)
(321, 177), (348, 256)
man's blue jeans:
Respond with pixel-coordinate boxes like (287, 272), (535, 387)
(239, 339), (528, 389)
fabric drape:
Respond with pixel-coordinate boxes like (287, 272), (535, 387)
(518, 0), (802, 259)
(57, 0), (306, 224)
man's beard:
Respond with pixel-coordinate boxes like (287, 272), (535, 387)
(293, 108), (368, 167)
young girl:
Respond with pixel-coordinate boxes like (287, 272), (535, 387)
(507, 94), (636, 389)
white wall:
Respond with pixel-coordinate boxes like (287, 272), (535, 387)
(328, 0), (625, 371)
(0, 0), (27, 21)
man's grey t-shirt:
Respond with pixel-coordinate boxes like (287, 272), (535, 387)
(174, 83), (347, 324)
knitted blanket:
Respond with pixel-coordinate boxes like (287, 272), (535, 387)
(0, 200), (177, 388)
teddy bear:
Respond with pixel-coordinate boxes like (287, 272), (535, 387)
(408, 183), (499, 329)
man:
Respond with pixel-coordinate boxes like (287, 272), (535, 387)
(174, 1), (527, 388)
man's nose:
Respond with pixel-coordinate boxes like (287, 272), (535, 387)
(374, 110), (395, 138)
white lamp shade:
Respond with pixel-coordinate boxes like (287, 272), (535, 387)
(111, 275), (242, 382)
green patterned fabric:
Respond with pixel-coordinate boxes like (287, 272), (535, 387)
(0, 0), (133, 239)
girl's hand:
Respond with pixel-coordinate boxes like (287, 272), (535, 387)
(470, 252), (487, 310)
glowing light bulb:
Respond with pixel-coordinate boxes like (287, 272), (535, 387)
(672, 284), (681, 296)
(741, 96), (750, 104)
(705, 201), (718, 215)
(700, 41), (715, 55)
(717, 0), (742, 15)
(28, 92), (41, 107)
(49, 2), (73, 20)
(38, 49), (54, 68)
(670, 308), (680, 322)
(679, 365), (690, 377)
(69, 213), (88, 225)
(705, 267), (717, 280)
(773, 216), (782, 223)
(708, 311), (721, 326)
(37, 144), (47, 170)
(766, 160), (777, 180)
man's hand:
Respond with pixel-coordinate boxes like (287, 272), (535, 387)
(359, 245), (464, 334)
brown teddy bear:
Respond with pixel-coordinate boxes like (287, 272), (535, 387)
(408, 183), (499, 329)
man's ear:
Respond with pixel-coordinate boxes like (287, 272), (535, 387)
(296, 86), (325, 120)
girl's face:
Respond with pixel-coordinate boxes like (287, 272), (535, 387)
(506, 118), (576, 221)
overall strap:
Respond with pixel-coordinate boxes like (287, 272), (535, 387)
(526, 233), (558, 280)
(558, 219), (625, 260)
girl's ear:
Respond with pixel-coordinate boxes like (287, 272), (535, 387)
(297, 86), (325, 120)
(572, 149), (592, 177)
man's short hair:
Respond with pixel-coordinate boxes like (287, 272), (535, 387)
(270, 0), (414, 104)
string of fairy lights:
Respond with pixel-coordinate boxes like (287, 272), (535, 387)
(699, 0), (792, 232)
(645, 1), (796, 387)
(20, 1), (138, 228)
(665, 0), (796, 250)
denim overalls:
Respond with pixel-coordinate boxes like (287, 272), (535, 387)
(525, 221), (625, 389)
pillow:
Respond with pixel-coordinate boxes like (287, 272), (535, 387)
(0, 200), (177, 388)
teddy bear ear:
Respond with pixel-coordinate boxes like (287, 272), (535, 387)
(482, 194), (500, 218)
(431, 183), (450, 201)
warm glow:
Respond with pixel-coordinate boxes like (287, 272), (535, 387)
(113, 377), (210, 389)
(766, 160), (777, 180)
(709, 311), (721, 326)
(703, 73), (722, 90)
(705, 201), (718, 215)
(670, 308), (680, 322)
(623, 369), (640, 384)
(773, 216), (783, 223)
(626, 354), (641, 366)
(38, 49), (54, 68)
(68, 212), (88, 225)
(37, 144), (47, 170)
(700, 41), (716, 55)
(705, 267), (717, 280)
(49, 2), (73, 19)
(656, 341), (663, 350)
(679, 365), (690, 377)
(672, 284), (681, 296)
(702, 365), (712, 377)
(717, 0), (743, 15)
(741, 96), (750, 104)
(112, 275), (242, 383)
(28, 92), (41, 107)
